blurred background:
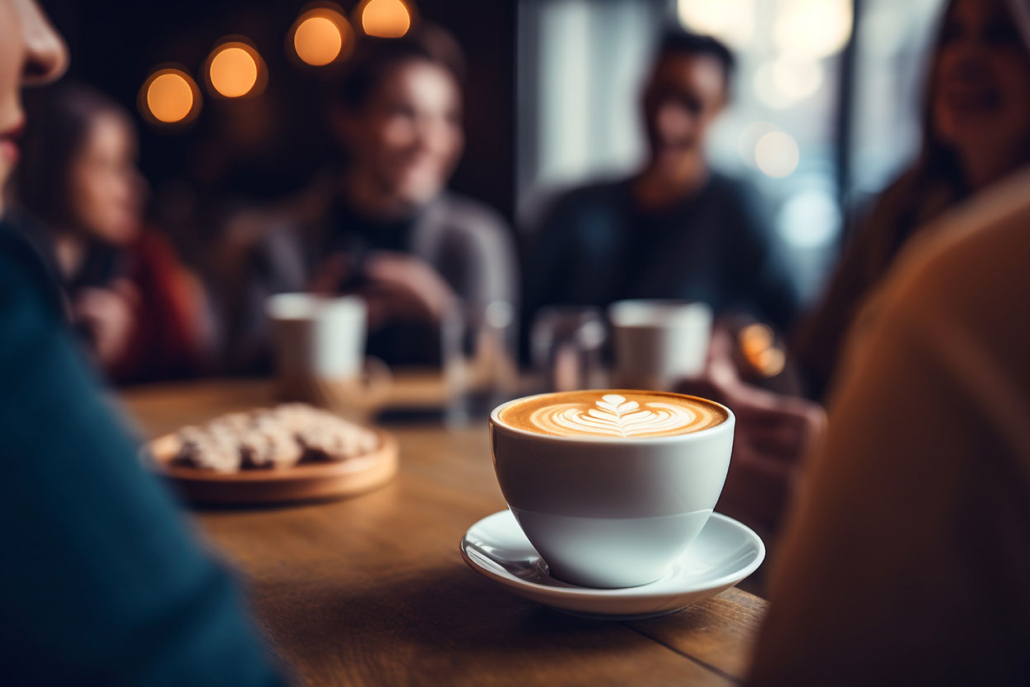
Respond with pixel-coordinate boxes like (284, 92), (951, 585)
(40, 0), (948, 303)
(40, 0), (517, 264)
(519, 0), (946, 301)
(28, 0), (958, 385)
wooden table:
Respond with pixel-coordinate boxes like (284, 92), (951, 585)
(122, 380), (767, 686)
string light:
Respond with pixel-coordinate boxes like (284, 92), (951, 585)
(140, 68), (201, 125)
(359, 0), (412, 38)
(290, 6), (355, 66)
(208, 42), (262, 98)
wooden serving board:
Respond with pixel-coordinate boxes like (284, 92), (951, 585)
(147, 429), (399, 505)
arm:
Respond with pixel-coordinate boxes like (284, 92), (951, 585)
(0, 237), (284, 686)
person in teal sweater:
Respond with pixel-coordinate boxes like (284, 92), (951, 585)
(0, 2), (284, 684)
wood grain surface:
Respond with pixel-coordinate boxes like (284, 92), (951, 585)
(121, 380), (767, 686)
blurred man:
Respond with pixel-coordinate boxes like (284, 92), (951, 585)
(0, 2), (283, 683)
(526, 29), (798, 331)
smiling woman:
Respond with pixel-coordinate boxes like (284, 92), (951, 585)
(795, 0), (1030, 400)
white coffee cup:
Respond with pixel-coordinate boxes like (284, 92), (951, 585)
(266, 294), (389, 403)
(490, 391), (734, 589)
(609, 300), (713, 390)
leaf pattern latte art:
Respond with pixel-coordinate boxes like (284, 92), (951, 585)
(529, 394), (702, 438)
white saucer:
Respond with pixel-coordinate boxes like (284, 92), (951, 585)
(460, 510), (765, 620)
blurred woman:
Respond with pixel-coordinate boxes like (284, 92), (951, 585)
(795, 0), (1030, 400)
(16, 83), (212, 383)
(689, 0), (1030, 542)
(225, 26), (517, 370)
(748, 0), (1030, 681)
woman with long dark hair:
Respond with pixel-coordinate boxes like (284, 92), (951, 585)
(748, 0), (1030, 682)
(795, 0), (1030, 400)
(16, 83), (212, 382)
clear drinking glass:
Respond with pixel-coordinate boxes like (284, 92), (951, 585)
(442, 300), (520, 425)
(530, 306), (608, 393)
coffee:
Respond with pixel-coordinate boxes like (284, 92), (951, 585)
(497, 390), (727, 439)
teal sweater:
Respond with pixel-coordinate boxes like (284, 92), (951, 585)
(0, 221), (285, 686)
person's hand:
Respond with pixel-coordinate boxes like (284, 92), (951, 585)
(677, 328), (827, 535)
(309, 252), (356, 294)
(310, 251), (456, 331)
(72, 279), (140, 369)
(361, 252), (457, 331)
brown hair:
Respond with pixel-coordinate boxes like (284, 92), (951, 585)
(16, 83), (131, 227)
(334, 24), (466, 111)
(887, 0), (1030, 249)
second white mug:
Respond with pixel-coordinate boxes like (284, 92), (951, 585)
(609, 300), (713, 390)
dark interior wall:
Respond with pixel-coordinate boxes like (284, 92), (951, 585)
(38, 0), (517, 218)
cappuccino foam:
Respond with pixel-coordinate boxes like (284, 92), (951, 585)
(497, 391), (727, 439)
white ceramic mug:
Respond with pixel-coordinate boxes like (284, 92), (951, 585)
(267, 294), (389, 403)
(490, 392), (734, 588)
(609, 300), (713, 390)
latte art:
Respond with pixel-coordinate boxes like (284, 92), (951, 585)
(497, 390), (727, 439)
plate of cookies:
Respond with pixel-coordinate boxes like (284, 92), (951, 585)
(146, 404), (399, 505)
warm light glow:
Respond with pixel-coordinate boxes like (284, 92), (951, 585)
(774, 0), (854, 60)
(145, 70), (196, 124)
(739, 324), (785, 378)
(740, 324), (775, 360)
(360, 0), (411, 38)
(754, 58), (825, 109)
(738, 121), (778, 167)
(755, 131), (800, 178)
(295, 16), (343, 65)
(677, 0), (756, 49)
(209, 44), (260, 98)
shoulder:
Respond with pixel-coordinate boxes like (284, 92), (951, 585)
(0, 223), (56, 299)
(707, 172), (765, 216)
(706, 171), (757, 202)
(868, 170), (1030, 367)
(432, 193), (509, 232)
(423, 193), (514, 250)
(548, 178), (627, 216)
(889, 169), (1030, 307)
(705, 172), (771, 235)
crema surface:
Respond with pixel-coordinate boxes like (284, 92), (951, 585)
(497, 391), (727, 439)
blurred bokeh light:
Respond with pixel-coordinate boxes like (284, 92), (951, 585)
(296, 17), (342, 65)
(775, 0), (854, 59)
(359, 0), (412, 38)
(677, 0), (756, 49)
(737, 121), (778, 168)
(754, 58), (825, 109)
(141, 68), (200, 125)
(207, 41), (264, 98)
(755, 131), (800, 178)
(291, 6), (355, 66)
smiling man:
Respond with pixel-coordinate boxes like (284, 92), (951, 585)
(525, 28), (799, 334)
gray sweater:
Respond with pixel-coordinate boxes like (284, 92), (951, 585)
(221, 191), (518, 371)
